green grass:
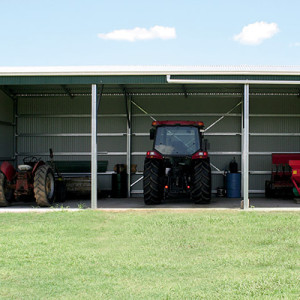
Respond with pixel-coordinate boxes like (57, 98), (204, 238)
(0, 211), (299, 299)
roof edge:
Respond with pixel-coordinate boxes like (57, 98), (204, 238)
(1, 65), (300, 76)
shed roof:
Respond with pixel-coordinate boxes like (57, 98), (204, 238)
(0, 66), (299, 98)
(1, 65), (300, 76)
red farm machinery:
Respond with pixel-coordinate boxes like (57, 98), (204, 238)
(0, 149), (65, 207)
(289, 160), (300, 198)
(265, 153), (300, 198)
(143, 120), (211, 205)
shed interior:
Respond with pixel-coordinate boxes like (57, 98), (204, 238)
(0, 72), (299, 204)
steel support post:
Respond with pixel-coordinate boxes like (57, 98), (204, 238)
(242, 84), (250, 209)
(126, 97), (132, 197)
(91, 84), (98, 209)
(241, 98), (244, 198)
(13, 98), (18, 167)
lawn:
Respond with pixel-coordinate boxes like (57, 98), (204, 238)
(0, 210), (299, 299)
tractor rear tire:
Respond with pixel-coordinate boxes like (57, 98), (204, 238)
(34, 165), (55, 207)
(0, 172), (14, 207)
(143, 159), (163, 205)
(192, 160), (211, 204)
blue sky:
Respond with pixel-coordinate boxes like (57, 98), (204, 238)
(0, 0), (299, 66)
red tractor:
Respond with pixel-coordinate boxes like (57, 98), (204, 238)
(0, 151), (57, 207)
(143, 121), (211, 205)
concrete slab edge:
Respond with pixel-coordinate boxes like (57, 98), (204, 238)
(0, 207), (299, 213)
(0, 208), (82, 213)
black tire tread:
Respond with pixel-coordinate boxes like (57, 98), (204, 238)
(34, 165), (55, 207)
(0, 172), (13, 207)
(143, 159), (162, 205)
(192, 160), (211, 204)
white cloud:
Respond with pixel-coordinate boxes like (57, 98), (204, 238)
(290, 42), (300, 47)
(234, 21), (279, 45)
(98, 25), (176, 42)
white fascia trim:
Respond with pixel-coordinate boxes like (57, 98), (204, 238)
(1, 65), (300, 76)
(166, 75), (300, 85)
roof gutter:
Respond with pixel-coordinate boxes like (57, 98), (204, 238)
(166, 75), (300, 85)
(1, 66), (300, 77)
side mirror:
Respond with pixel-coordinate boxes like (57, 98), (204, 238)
(150, 128), (155, 140)
(49, 148), (53, 159)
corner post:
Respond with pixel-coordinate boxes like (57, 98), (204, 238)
(91, 84), (98, 209)
(13, 98), (18, 167)
(240, 96), (244, 198)
(242, 84), (250, 209)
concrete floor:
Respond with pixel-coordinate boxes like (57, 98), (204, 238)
(65, 196), (300, 209)
(1, 196), (300, 210)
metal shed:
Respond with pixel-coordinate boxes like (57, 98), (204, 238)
(0, 66), (300, 210)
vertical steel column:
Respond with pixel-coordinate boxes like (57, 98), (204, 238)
(13, 98), (18, 167)
(240, 97), (244, 198)
(242, 84), (250, 209)
(126, 97), (132, 197)
(91, 84), (98, 209)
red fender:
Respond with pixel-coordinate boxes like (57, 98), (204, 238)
(1, 161), (16, 181)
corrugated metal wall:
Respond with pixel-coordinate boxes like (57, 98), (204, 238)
(249, 95), (300, 192)
(17, 95), (128, 190)
(16, 92), (300, 195)
(0, 91), (14, 163)
(130, 95), (242, 194)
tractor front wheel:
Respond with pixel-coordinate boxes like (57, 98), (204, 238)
(34, 165), (55, 207)
(192, 160), (211, 204)
(143, 159), (163, 205)
(0, 172), (14, 206)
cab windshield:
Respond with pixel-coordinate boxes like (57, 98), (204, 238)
(154, 126), (200, 155)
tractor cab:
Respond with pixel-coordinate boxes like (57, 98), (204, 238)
(149, 120), (207, 157)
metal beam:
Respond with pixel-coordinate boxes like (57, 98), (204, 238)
(205, 101), (242, 132)
(17, 112), (300, 119)
(97, 85), (104, 112)
(13, 98), (18, 166)
(91, 84), (98, 209)
(242, 84), (250, 210)
(131, 100), (157, 121)
(13, 91), (300, 98)
(122, 85), (131, 128)
(241, 98), (244, 198)
(18, 151), (296, 157)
